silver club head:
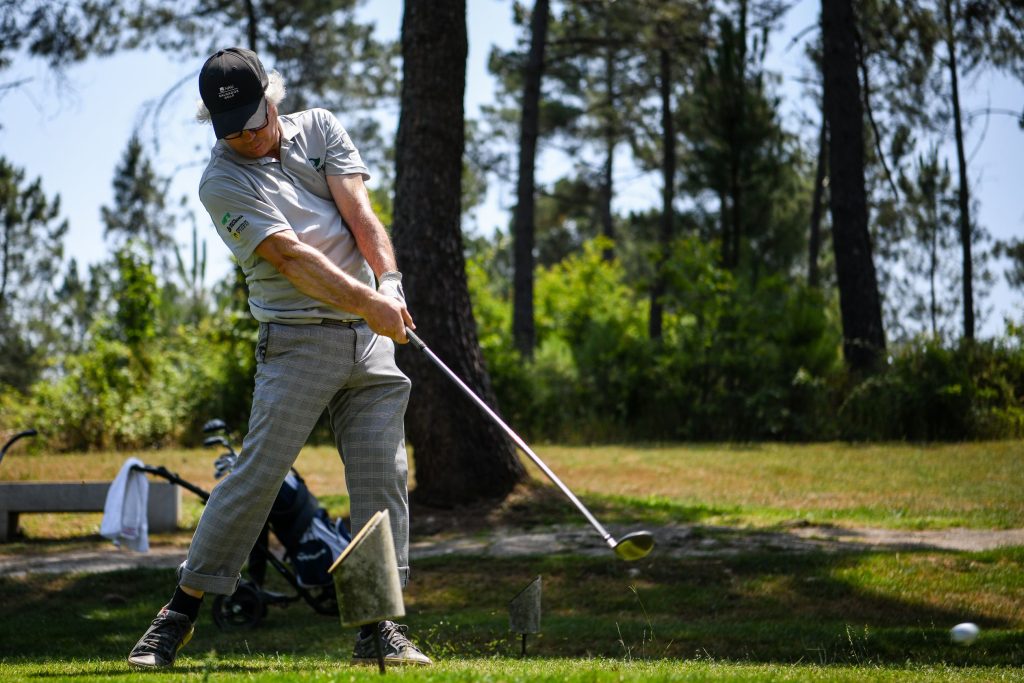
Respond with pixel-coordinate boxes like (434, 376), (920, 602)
(202, 418), (228, 434)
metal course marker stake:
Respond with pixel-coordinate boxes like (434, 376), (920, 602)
(509, 575), (542, 656)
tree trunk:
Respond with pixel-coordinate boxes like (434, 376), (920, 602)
(393, 0), (525, 507)
(943, 0), (974, 340)
(821, 0), (886, 373)
(808, 113), (827, 287)
(718, 189), (729, 265)
(599, 35), (616, 261)
(243, 0), (258, 51)
(729, 0), (748, 272)
(0, 221), (10, 307)
(649, 44), (675, 341)
(930, 202), (939, 337)
(512, 0), (550, 358)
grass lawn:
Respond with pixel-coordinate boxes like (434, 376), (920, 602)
(2, 441), (1023, 543)
(0, 549), (1022, 680)
(0, 441), (1022, 680)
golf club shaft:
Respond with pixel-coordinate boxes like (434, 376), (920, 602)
(405, 328), (618, 550)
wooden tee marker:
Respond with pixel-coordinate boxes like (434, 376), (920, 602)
(329, 509), (405, 674)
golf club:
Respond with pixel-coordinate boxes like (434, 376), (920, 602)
(203, 435), (232, 450)
(404, 328), (655, 561)
(202, 418), (228, 434)
(0, 428), (37, 466)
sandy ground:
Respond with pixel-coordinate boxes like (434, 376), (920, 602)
(2, 524), (1023, 578)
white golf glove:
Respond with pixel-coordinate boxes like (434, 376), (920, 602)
(378, 270), (406, 306)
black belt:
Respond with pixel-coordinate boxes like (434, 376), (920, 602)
(320, 318), (362, 327)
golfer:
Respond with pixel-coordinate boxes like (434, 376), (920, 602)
(128, 47), (430, 668)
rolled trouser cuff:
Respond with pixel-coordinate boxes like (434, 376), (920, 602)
(177, 561), (242, 596)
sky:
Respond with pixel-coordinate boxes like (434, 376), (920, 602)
(1, 0), (1021, 338)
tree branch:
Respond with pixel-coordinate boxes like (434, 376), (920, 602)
(855, 20), (899, 201)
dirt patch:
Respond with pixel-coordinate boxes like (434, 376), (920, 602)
(0, 545), (188, 578)
(3, 522), (1023, 578)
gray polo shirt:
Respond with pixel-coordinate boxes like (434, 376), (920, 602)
(199, 108), (373, 324)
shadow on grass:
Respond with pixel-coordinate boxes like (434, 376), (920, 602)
(410, 480), (727, 535)
(22, 663), (271, 678)
(1, 545), (1020, 670)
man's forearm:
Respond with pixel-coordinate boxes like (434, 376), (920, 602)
(274, 239), (380, 317)
(327, 174), (398, 279)
(347, 202), (397, 279)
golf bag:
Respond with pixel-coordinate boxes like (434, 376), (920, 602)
(207, 421), (350, 590)
(255, 470), (350, 588)
(133, 423), (352, 629)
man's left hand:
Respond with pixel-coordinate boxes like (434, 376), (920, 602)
(378, 271), (406, 306)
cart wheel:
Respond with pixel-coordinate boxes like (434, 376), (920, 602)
(311, 587), (339, 616)
(212, 583), (265, 630)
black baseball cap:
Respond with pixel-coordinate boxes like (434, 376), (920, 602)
(199, 48), (269, 139)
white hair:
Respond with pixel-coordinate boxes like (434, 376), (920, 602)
(196, 69), (287, 123)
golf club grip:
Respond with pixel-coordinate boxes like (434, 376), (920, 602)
(405, 327), (615, 547)
(404, 327), (427, 351)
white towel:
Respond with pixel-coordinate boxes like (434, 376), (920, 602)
(100, 457), (150, 552)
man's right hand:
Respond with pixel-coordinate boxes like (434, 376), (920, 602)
(363, 292), (414, 344)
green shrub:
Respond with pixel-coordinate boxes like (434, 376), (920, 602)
(468, 237), (845, 441)
(839, 337), (1024, 440)
(0, 315), (259, 451)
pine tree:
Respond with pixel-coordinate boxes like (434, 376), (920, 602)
(511, 0), (551, 358)
(100, 135), (175, 264)
(897, 146), (959, 339)
(0, 156), (67, 390)
(52, 258), (109, 355)
(623, 0), (707, 339)
(393, 0), (526, 507)
(865, 0), (1024, 340)
(821, 0), (886, 372)
(680, 1), (808, 279)
(2, 1), (398, 117)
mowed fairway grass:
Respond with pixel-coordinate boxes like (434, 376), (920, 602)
(0, 441), (1022, 681)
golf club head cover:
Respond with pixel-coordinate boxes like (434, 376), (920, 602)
(377, 270), (405, 306)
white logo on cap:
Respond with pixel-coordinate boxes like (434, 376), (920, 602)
(218, 85), (240, 100)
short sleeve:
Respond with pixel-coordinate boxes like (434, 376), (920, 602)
(319, 109), (370, 179)
(200, 176), (291, 263)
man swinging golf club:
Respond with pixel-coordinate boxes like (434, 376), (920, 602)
(127, 47), (430, 668)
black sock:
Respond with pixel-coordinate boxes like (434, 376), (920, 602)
(167, 587), (203, 623)
(359, 623), (378, 638)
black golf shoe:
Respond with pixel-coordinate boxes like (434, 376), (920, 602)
(127, 607), (195, 669)
(352, 620), (432, 666)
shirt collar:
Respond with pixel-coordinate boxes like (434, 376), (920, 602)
(278, 114), (300, 143)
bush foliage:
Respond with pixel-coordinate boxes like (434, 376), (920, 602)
(1, 237), (1021, 449)
(470, 238), (1023, 443)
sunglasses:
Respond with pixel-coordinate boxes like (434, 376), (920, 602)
(223, 109), (269, 140)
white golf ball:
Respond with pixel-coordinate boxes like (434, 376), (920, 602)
(950, 622), (980, 645)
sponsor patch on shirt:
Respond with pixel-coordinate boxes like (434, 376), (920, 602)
(220, 211), (250, 240)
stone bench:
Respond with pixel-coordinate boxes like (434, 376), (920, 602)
(0, 481), (180, 542)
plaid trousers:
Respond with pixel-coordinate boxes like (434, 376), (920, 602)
(179, 321), (411, 595)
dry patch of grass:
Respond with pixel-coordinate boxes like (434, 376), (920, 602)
(531, 441), (1024, 528)
(2, 442), (1022, 543)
